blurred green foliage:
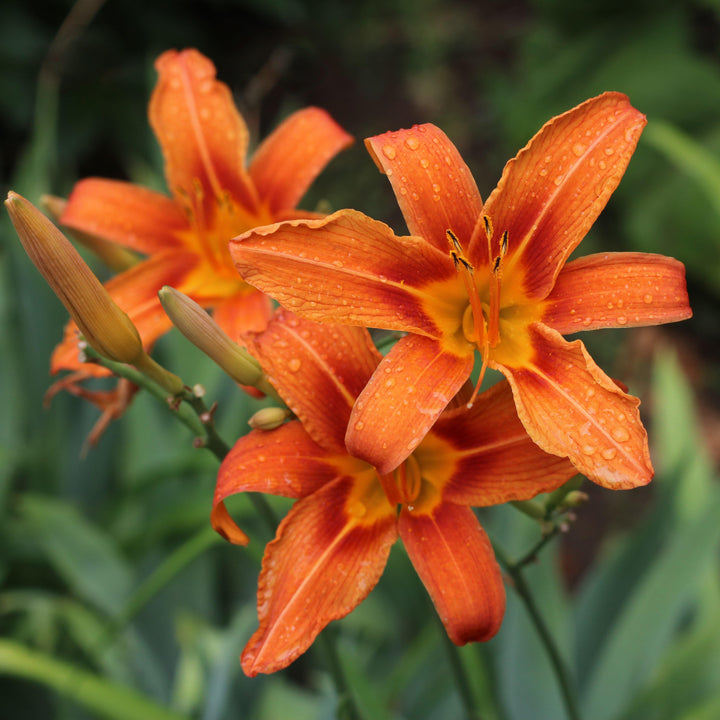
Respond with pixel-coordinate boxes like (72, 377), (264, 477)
(1, 0), (719, 718)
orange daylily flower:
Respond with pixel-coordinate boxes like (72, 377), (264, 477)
(51, 48), (352, 388)
(230, 92), (691, 486)
(212, 309), (577, 676)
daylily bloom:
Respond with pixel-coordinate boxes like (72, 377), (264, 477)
(212, 309), (577, 676)
(49, 48), (352, 426)
(230, 92), (692, 487)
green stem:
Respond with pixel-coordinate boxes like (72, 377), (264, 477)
(316, 629), (364, 720)
(493, 543), (581, 720)
(437, 618), (484, 720)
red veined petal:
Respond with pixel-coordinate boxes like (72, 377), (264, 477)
(50, 250), (197, 373)
(346, 334), (474, 475)
(211, 287), (273, 341)
(419, 380), (577, 507)
(231, 209), (459, 336)
(251, 309), (381, 452)
(399, 502), (505, 644)
(471, 93), (646, 300)
(212, 421), (344, 544)
(498, 323), (653, 488)
(365, 124), (483, 251)
(542, 252), (692, 334)
(241, 474), (397, 676)
(60, 179), (188, 255)
(150, 49), (259, 214)
(249, 107), (353, 215)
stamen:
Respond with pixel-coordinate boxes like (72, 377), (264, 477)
(447, 229), (485, 348)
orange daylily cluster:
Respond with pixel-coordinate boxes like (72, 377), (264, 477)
(49, 48), (352, 435)
(7, 48), (693, 681)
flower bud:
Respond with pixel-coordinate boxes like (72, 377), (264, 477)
(248, 406), (292, 430)
(159, 286), (276, 397)
(5, 191), (144, 365)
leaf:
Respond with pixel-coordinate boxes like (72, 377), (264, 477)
(20, 494), (134, 616)
(0, 639), (188, 720)
(580, 488), (720, 720)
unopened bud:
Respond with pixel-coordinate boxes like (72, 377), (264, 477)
(558, 491), (589, 511)
(159, 286), (272, 392)
(6, 191), (143, 365)
(41, 194), (138, 272)
(248, 406), (292, 430)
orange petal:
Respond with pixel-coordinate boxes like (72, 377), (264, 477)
(211, 287), (273, 341)
(241, 475), (397, 676)
(249, 107), (353, 214)
(216, 421), (338, 501)
(251, 309), (381, 452)
(472, 93), (646, 299)
(498, 323), (653, 488)
(423, 381), (577, 507)
(150, 49), (258, 213)
(399, 502), (505, 644)
(542, 252), (692, 333)
(60, 179), (187, 255)
(231, 209), (457, 336)
(213, 421), (343, 544)
(346, 334), (474, 475)
(50, 250), (196, 373)
(365, 124), (483, 251)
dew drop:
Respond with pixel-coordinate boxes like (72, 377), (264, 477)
(643, 294), (653, 304)
(572, 143), (586, 157)
(420, 158), (429, 168)
(539, 168), (548, 177)
(612, 428), (630, 442)
(405, 136), (419, 150)
(354, 420), (364, 431)
(601, 448), (617, 460)
(432, 183), (441, 193)
(382, 145), (396, 160)
(582, 444), (596, 456)
(617, 316), (627, 325)
(288, 358), (301, 372)
(333, 259), (344, 268)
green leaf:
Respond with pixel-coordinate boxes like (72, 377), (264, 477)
(581, 488), (720, 720)
(0, 639), (188, 720)
(19, 494), (134, 616)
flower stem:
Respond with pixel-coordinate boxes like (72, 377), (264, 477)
(437, 618), (485, 720)
(493, 543), (581, 720)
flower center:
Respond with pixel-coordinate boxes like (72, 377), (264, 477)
(447, 217), (508, 406)
(377, 454), (423, 509)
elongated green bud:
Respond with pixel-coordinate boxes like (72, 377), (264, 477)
(6, 192), (184, 395)
(6, 191), (144, 365)
(159, 286), (272, 390)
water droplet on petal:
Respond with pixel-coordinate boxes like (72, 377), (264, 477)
(382, 145), (396, 160)
(572, 143), (586, 157)
(288, 358), (301, 372)
(601, 448), (617, 460)
(582, 445), (596, 455)
(405, 136), (419, 150)
(354, 420), (364, 431)
(617, 316), (627, 325)
(643, 294), (653, 304)
(612, 428), (630, 442)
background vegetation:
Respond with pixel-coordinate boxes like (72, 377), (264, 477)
(1, 0), (719, 718)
